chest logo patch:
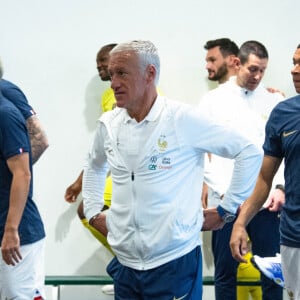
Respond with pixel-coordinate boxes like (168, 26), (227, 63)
(282, 130), (298, 138)
(158, 135), (168, 152)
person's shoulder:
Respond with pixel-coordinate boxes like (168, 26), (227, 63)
(0, 97), (22, 124)
(162, 96), (187, 106)
(161, 96), (192, 114)
(0, 95), (15, 110)
(277, 94), (300, 109)
(0, 78), (27, 101)
(200, 83), (229, 108)
(0, 78), (19, 90)
(99, 106), (123, 122)
(203, 80), (232, 99)
(266, 95), (300, 123)
(256, 84), (284, 99)
(206, 83), (225, 95)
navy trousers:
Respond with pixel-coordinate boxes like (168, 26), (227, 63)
(107, 246), (203, 300)
(212, 209), (283, 300)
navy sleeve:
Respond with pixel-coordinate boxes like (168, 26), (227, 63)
(0, 79), (35, 120)
(263, 107), (284, 158)
(0, 105), (30, 160)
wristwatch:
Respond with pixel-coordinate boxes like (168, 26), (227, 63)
(275, 184), (285, 193)
(217, 205), (236, 223)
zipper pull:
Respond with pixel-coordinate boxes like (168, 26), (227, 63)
(131, 171), (135, 181)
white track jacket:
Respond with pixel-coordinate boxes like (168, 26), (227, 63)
(83, 96), (262, 270)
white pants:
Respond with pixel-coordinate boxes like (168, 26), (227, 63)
(281, 245), (300, 300)
(0, 238), (45, 300)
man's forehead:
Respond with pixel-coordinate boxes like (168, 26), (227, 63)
(97, 48), (111, 57)
(110, 50), (136, 59)
(97, 53), (109, 62)
(206, 46), (222, 57)
(244, 54), (268, 66)
(294, 48), (300, 60)
(109, 51), (136, 66)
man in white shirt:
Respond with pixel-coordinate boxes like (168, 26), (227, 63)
(82, 40), (263, 299)
(230, 43), (300, 300)
(201, 40), (284, 300)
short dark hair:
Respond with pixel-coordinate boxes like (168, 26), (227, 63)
(238, 40), (268, 65)
(297, 44), (300, 49)
(204, 38), (239, 57)
(100, 43), (118, 52)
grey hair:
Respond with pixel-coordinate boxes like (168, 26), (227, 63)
(110, 40), (160, 86)
(0, 58), (3, 79)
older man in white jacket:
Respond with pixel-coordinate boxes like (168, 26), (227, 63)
(82, 40), (263, 300)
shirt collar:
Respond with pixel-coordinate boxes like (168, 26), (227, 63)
(123, 95), (163, 123)
(228, 76), (253, 96)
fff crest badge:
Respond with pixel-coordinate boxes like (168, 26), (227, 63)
(158, 135), (168, 152)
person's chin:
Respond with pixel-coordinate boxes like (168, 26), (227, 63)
(208, 74), (216, 80)
(115, 97), (125, 108)
(293, 79), (300, 90)
(247, 83), (258, 91)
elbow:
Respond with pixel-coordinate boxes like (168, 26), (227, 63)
(25, 172), (32, 184)
(18, 169), (31, 186)
(43, 139), (50, 151)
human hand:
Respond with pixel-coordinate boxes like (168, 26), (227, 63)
(266, 87), (285, 97)
(229, 223), (248, 263)
(1, 228), (22, 266)
(90, 213), (108, 237)
(263, 188), (285, 212)
(64, 180), (82, 203)
(201, 207), (224, 231)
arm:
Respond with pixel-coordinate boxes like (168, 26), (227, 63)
(0, 81), (49, 163)
(82, 122), (108, 222)
(263, 162), (285, 211)
(26, 115), (49, 164)
(266, 87), (285, 98)
(202, 143), (263, 231)
(263, 185), (285, 211)
(230, 155), (282, 262)
(64, 170), (83, 203)
(1, 153), (31, 265)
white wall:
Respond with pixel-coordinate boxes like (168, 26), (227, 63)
(0, 0), (299, 298)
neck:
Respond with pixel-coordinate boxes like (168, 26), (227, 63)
(128, 88), (158, 122)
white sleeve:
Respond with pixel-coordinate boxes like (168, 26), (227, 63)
(203, 154), (228, 197)
(221, 143), (263, 213)
(82, 122), (109, 221)
(180, 107), (263, 214)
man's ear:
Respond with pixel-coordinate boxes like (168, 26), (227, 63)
(231, 56), (240, 69)
(146, 64), (156, 83)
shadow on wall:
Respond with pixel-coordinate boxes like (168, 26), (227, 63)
(83, 75), (109, 132)
(55, 200), (80, 242)
(75, 247), (113, 275)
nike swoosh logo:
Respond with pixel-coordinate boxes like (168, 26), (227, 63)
(283, 130), (298, 137)
(173, 293), (188, 300)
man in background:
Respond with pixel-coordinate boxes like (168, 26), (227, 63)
(82, 39), (263, 299)
(204, 38), (239, 84)
(64, 43), (117, 295)
(0, 60), (46, 299)
(0, 60), (49, 164)
(230, 43), (300, 300)
(201, 40), (284, 300)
